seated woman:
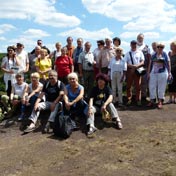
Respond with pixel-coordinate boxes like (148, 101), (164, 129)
(6, 73), (28, 121)
(64, 72), (88, 129)
(25, 72), (43, 111)
(87, 73), (123, 136)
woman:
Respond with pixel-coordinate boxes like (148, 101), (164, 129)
(5, 73), (28, 120)
(49, 42), (62, 69)
(35, 48), (52, 84)
(147, 42), (171, 109)
(108, 47), (127, 106)
(55, 47), (74, 84)
(167, 41), (176, 103)
(1, 46), (20, 96)
(87, 73), (123, 136)
(64, 72), (88, 129)
(25, 72), (43, 110)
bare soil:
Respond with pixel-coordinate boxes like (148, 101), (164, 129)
(0, 100), (176, 176)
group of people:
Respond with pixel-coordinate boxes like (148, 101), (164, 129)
(0, 33), (176, 137)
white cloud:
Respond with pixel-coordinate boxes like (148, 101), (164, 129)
(58, 27), (113, 40)
(120, 32), (160, 39)
(23, 29), (50, 39)
(0, 37), (6, 41)
(82, 0), (176, 32)
(0, 0), (81, 28)
(0, 24), (16, 34)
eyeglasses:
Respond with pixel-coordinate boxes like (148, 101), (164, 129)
(8, 49), (13, 52)
(157, 46), (164, 49)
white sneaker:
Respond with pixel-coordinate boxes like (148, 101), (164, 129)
(87, 126), (97, 136)
(116, 121), (123, 129)
(24, 123), (35, 133)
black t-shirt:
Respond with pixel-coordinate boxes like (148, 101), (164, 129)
(42, 81), (64, 102)
(89, 86), (112, 107)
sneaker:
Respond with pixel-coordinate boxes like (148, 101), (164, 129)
(18, 114), (24, 121)
(43, 122), (50, 133)
(87, 126), (97, 136)
(24, 123), (35, 133)
(116, 121), (123, 129)
(126, 100), (132, 106)
(157, 102), (163, 109)
(166, 99), (172, 104)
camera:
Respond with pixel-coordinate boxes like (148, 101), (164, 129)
(87, 62), (92, 67)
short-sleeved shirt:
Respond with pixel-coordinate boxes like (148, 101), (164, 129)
(89, 86), (112, 107)
(42, 81), (65, 102)
(35, 57), (52, 79)
(78, 51), (94, 71)
(66, 84), (83, 101)
(55, 56), (73, 78)
(124, 50), (145, 65)
(16, 50), (29, 72)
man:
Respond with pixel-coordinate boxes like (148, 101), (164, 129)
(16, 43), (29, 77)
(31, 39), (50, 55)
(87, 73), (122, 136)
(72, 38), (84, 73)
(65, 36), (75, 58)
(98, 38), (115, 74)
(78, 42), (95, 97)
(29, 46), (41, 73)
(137, 33), (151, 101)
(93, 40), (105, 77)
(124, 40), (145, 106)
(24, 70), (65, 133)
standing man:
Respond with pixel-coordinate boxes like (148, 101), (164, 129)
(73, 38), (84, 73)
(93, 40), (105, 77)
(78, 42), (95, 97)
(65, 36), (75, 58)
(98, 38), (115, 74)
(16, 43), (29, 78)
(137, 33), (151, 101)
(24, 70), (65, 133)
(124, 40), (145, 106)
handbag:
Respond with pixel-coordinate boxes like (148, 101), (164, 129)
(102, 109), (111, 121)
(135, 67), (146, 76)
(129, 52), (146, 76)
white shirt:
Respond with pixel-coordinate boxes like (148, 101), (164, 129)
(108, 57), (127, 79)
(124, 50), (145, 65)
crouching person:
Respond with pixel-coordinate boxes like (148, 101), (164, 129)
(87, 73), (123, 136)
(24, 70), (65, 133)
(63, 72), (88, 130)
(4, 73), (28, 121)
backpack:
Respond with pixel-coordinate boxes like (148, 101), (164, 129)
(53, 111), (73, 139)
(45, 80), (61, 89)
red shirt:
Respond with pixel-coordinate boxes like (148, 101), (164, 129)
(55, 55), (73, 77)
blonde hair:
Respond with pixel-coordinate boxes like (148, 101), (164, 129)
(40, 48), (48, 55)
(67, 72), (78, 82)
(31, 72), (40, 80)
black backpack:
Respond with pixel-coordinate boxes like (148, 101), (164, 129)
(53, 112), (73, 139)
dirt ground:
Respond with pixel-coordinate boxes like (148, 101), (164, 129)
(0, 99), (176, 176)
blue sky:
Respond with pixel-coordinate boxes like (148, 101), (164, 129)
(0, 0), (176, 53)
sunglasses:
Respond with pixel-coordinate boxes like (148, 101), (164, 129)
(157, 46), (164, 49)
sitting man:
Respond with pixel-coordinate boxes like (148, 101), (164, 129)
(24, 70), (65, 133)
(87, 73), (123, 136)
